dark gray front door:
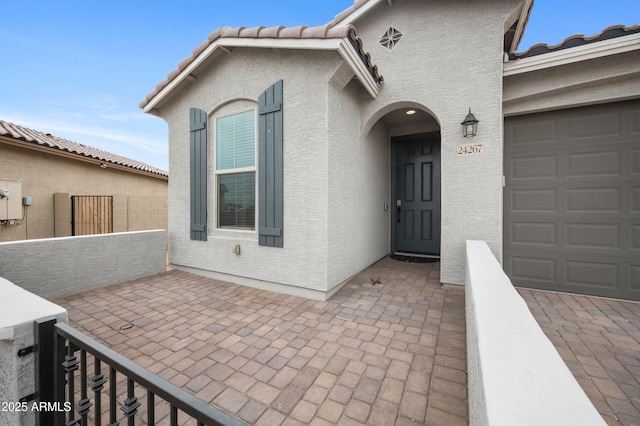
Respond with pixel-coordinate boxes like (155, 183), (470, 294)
(392, 133), (441, 255)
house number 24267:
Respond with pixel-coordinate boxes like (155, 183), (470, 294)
(456, 143), (484, 156)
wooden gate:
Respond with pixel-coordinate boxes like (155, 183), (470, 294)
(71, 196), (113, 236)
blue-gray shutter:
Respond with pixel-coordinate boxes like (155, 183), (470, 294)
(190, 108), (207, 241)
(258, 80), (284, 247)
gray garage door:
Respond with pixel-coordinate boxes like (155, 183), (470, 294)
(504, 99), (640, 301)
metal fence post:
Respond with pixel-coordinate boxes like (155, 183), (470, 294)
(35, 316), (56, 426)
(53, 325), (67, 426)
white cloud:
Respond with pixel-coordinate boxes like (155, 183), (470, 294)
(98, 112), (154, 123)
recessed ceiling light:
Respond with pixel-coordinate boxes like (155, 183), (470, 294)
(406, 110), (416, 115)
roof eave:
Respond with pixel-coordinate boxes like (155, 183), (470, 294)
(508, 0), (535, 54)
(0, 136), (168, 181)
(142, 37), (380, 113)
(504, 31), (640, 76)
(338, 39), (380, 98)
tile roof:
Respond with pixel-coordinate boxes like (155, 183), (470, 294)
(139, 22), (382, 110)
(510, 24), (640, 59)
(0, 119), (168, 178)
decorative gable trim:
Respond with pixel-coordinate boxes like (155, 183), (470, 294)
(141, 30), (382, 113)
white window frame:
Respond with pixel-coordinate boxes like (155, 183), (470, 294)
(213, 107), (257, 232)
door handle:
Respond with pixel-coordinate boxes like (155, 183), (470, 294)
(396, 200), (401, 223)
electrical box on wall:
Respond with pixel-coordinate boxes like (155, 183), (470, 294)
(0, 180), (22, 221)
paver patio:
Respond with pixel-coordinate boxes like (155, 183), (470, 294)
(54, 255), (640, 425)
(55, 257), (468, 425)
(519, 289), (640, 426)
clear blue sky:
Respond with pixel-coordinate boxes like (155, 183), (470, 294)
(1, 1), (638, 171)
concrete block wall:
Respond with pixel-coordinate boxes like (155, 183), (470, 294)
(112, 193), (129, 233)
(0, 142), (167, 242)
(465, 240), (605, 426)
(0, 230), (167, 300)
(127, 194), (168, 231)
(53, 193), (72, 237)
(52, 193), (167, 237)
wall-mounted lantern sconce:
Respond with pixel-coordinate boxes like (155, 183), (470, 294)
(461, 108), (479, 137)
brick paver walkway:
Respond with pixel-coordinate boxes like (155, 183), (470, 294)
(519, 289), (640, 425)
(55, 257), (467, 425)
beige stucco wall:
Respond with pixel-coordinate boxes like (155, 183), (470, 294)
(350, 0), (525, 285)
(326, 78), (391, 290)
(154, 0), (527, 295)
(0, 142), (168, 242)
(503, 49), (640, 116)
(158, 48), (343, 296)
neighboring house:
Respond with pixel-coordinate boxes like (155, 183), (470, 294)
(0, 120), (168, 242)
(140, 0), (639, 301)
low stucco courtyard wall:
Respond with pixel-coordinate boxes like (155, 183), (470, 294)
(0, 277), (68, 426)
(465, 240), (605, 426)
(0, 230), (167, 300)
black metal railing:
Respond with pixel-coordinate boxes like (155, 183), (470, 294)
(35, 317), (247, 426)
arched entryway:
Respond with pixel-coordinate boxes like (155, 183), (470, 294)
(366, 104), (442, 256)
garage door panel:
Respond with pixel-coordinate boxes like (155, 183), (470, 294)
(632, 225), (640, 250)
(511, 155), (558, 179)
(511, 118), (558, 146)
(631, 266), (640, 291)
(633, 149), (640, 174)
(511, 189), (558, 212)
(510, 222), (557, 246)
(564, 260), (619, 290)
(505, 99), (639, 300)
(510, 256), (558, 283)
(632, 187), (640, 212)
(567, 111), (621, 141)
(632, 109), (640, 134)
(565, 223), (620, 249)
(566, 150), (621, 177)
(566, 187), (620, 212)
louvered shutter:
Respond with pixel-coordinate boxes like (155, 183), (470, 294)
(258, 80), (284, 247)
(190, 108), (207, 241)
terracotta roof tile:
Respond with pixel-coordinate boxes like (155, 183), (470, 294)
(140, 18), (381, 110)
(511, 24), (640, 59)
(0, 119), (168, 178)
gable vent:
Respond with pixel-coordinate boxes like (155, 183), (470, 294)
(379, 27), (403, 50)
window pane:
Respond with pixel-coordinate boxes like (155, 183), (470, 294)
(216, 115), (236, 170)
(234, 110), (255, 168)
(218, 172), (255, 229)
(216, 110), (255, 170)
